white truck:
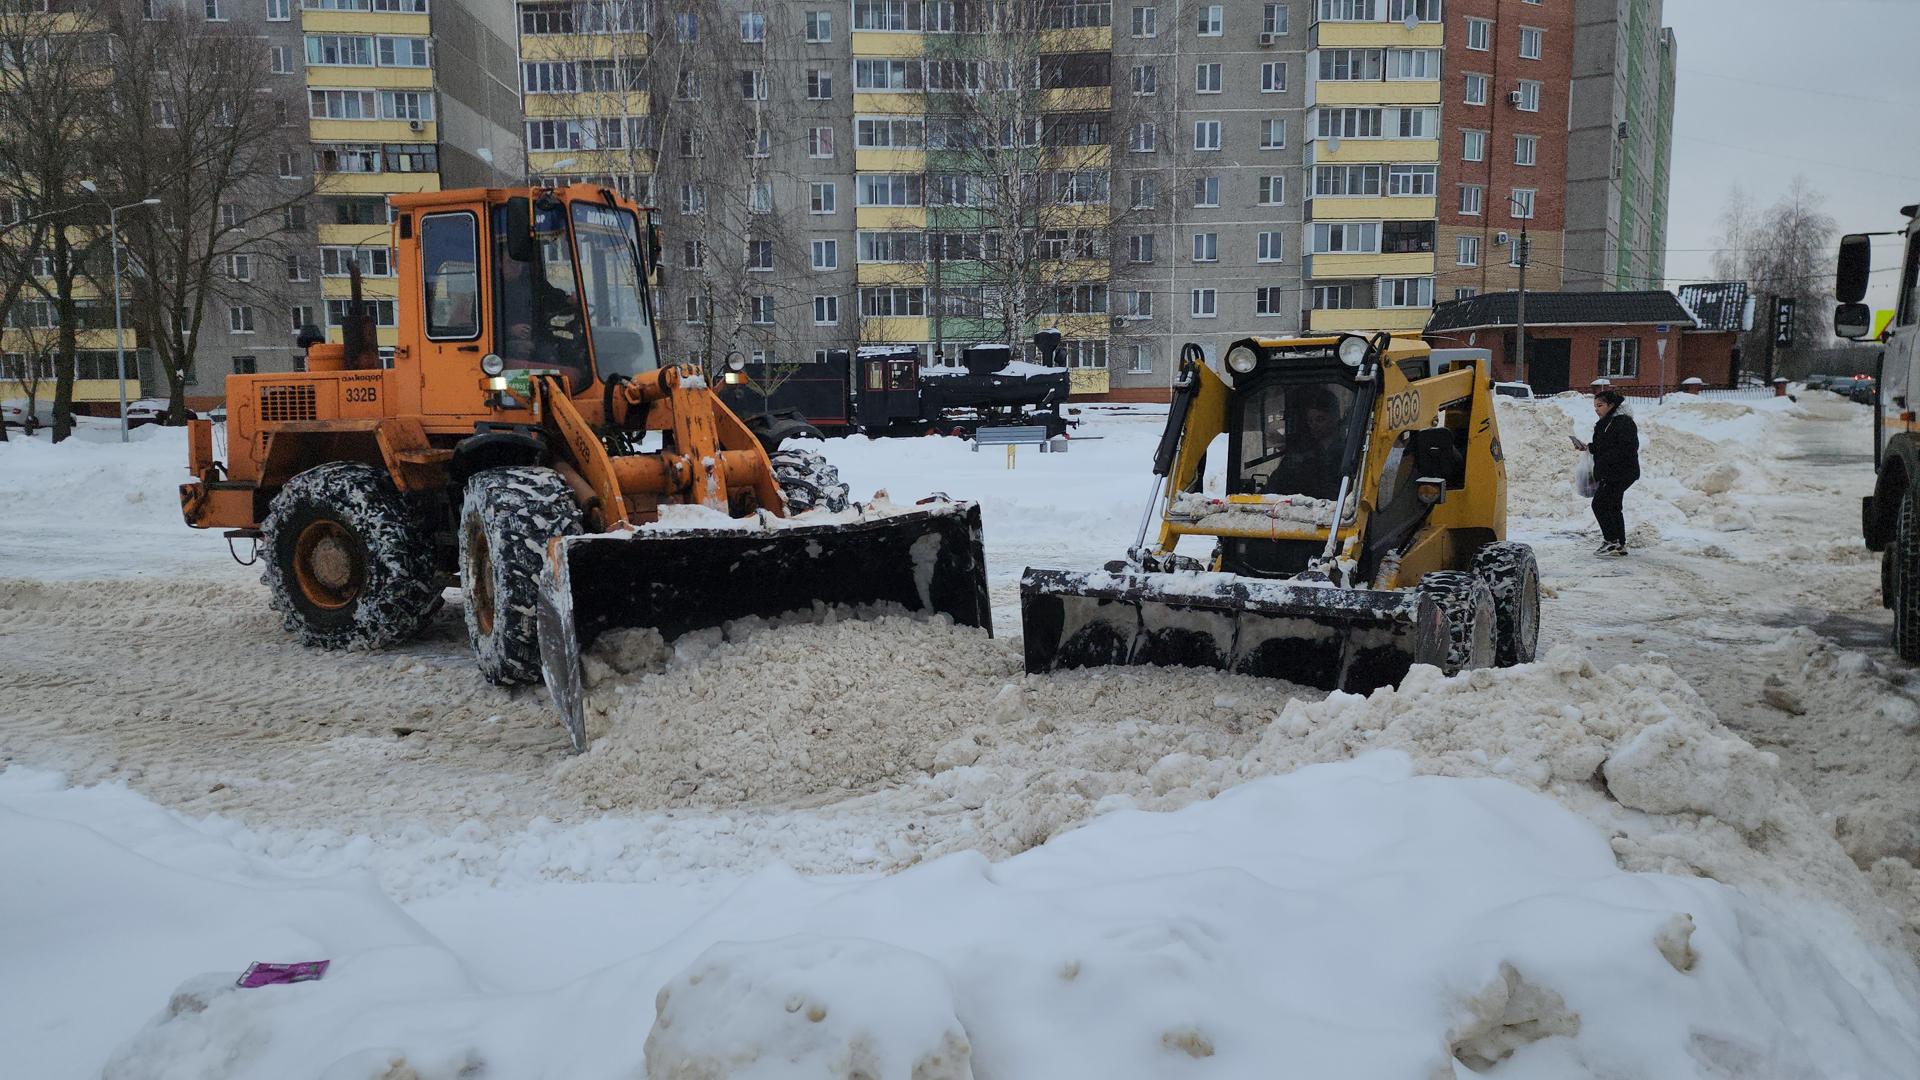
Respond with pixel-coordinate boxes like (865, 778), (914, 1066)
(1837, 203), (1920, 658)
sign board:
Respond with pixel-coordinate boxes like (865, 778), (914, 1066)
(1655, 324), (1670, 333)
(1773, 298), (1796, 347)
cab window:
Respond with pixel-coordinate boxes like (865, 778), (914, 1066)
(421, 213), (479, 340)
(1234, 380), (1356, 500)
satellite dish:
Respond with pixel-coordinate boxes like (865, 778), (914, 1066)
(1404, 13), (1419, 31)
(1328, 135), (1341, 153)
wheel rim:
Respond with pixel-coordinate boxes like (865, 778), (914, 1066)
(465, 525), (497, 636)
(293, 520), (364, 610)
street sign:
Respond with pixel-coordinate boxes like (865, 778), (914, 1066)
(1774, 298), (1795, 347)
(1655, 324), (1670, 333)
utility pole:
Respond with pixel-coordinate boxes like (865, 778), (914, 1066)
(1509, 193), (1530, 386)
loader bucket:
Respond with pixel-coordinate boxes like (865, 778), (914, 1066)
(1019, 567), (1449, 693)
(538, 502), (991, 750)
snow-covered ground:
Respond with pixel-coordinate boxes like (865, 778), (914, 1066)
(3, 391), (1919, 1078)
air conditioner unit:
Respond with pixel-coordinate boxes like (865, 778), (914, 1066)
(1495, 231), (1511, 245)
(1257, 32), (1278, 46)
(407, 119), (425, 132)
(1507, 90), (1524, 106)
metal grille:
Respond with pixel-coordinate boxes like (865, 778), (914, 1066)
(259, 383), (317, 422)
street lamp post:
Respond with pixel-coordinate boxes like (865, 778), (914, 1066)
(1504, 192), (1532, 387)
(82, 182), (162, 442)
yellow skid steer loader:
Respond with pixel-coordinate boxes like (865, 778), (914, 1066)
(1021, 333), (1539, 691)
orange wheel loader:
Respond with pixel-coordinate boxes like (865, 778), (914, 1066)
(179, 185), (991, 749)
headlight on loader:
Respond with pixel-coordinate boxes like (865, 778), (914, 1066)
(1336, 335), (1370, 368)
(1226, 346), (1259, 374)
(480, 353), (505, 377)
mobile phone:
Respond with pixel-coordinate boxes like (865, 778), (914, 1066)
(1567, 435), (1582, 448)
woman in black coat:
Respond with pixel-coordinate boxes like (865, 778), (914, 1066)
(1571, 389), (1640, 556)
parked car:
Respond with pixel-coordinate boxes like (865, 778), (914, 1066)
(1849, 378), (1878, 405)
(123, 399), (200, 426)
(1493, 381), (1536, 400)
(2, 401), (37, 431)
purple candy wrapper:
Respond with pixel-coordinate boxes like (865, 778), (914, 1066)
(236, 960), (330, 988)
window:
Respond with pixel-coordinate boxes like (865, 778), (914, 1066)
(810, 182), (836, 214)
(1319, 48), (1384, 81)
(1463, 129), (1486, 162)
(808, 126), (835, 158)
(376, 36), (430, 67)
(682, 240), (704, 269)
(219, 204), (244, 229)
(679, 184), (705, 215)
(1257, 231), (1284, 262)
(286, 252), (311, 282)
(674, 11), (698, 39)
(1379, 277), (1433, 308)
(1464, 74), (1488, 106)
(1318, 0), (1376, 19)
(306, 34), (372, 66)
(230, 355), (257, 375)
(205, 0), (224, 19)
(1454, 287), (1478, 301)
(1515, 79), (1541, 112)
(811, 239), (838, 270)
(1466, 16), (1490, 51)
(748, 183), (773, 213)
(1130, 175), (1156, 209)
(289, 305), (315, 334)
(267, 0), (290, 17)
(1122, 290), (1152, 319)
(381, 91), (432, 121)
(1599, 338), (1639, 378)
(746, 128), (771, 157)
(806, 68), (832, 99)
(1132, 4), (1156, 36)
(747, 240), (774, 271)
(1263, 3), (1287, 34)
(421, 214), (478, 339)
(1519, 27), (1542, 60)
(750, 295), (773, 325)
(1255, 287), (1287, 316)
(855, 58), (922, 91)
(857, 117), (923, 147)
(1261, 62), (1287, 92)
(224, 254), (253, 281)
(1191, 232), (1217, 262)
(1196, 63), (1221, 93)
(805, 9), (830, 39)
(857, 174), (922, 207)
(739, 70), (767, 100)
(1194, 120), (1221, 151)
(1387, 49), (1440, 80)
(153, 99), (177, 127)
(1387, 164), (1436, 196)
(1196, 4), (1221, 34)
(1128, 233), (1154, 263)
(812, 295), (839, 325)
(1510, 188), (1536, 218)
(739, 11), (765, 41)
(1508, 240), (1526, 267)
(228, 305), (255, 332)
(860, 287), (924, 317)
(1130, 122), (1156, 152)
(1382, 221), (1433, 253)
(270, 45), (292, 74)
(1395, 107), (1437, 138)
(1313, 285), (1355, 310)
(1314, 164), (1381, 196)
(1459, 184), (1484, 215)
(1191, 288), (1217, 317)
(320, 246), (393, 277)
(1514, 134), (1537, 166)
(1192, 176), (1219, 207)
(1129, 345), (1153, 373)
(1456, 235), (1480, 266)
(1131, 64), (1157, 95)
(858, 231), (923, 262)
(310, 88), (377, 119)
(683, 297), (708, 324)
(1258, 175), (1285, 204)
(1310, 221), (1379, 253)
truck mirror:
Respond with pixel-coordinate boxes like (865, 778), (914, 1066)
(1834, 302), (1874, 340)
(504, 197), (534, 263)
(1836, 233), (1873, 304)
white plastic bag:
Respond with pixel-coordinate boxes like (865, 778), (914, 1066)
(1573, 452), (1599, 499)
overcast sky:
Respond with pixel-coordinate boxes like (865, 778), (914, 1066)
(1659, 0), (1920, 314)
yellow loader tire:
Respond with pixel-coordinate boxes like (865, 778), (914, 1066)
(460, 467), (584, 686)
(260, 462), (439, 651)
(1472, 542), (1541, 667)
(1418, 571), (1497, 677)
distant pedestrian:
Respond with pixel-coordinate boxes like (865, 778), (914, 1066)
(1571, 390), (1639, 555)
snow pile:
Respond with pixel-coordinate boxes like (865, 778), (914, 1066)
(1167, 490), (1351, 530)
(14, 757), (1918, 1080)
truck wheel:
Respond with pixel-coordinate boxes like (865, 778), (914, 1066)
(1471, 541), (1541, 667)
(261, 462), (439, 651)
(459, 466), (584, 686)
(1894, 488), (1920, 662)
(771, 449), (851, 514)
(1418, 571), (1497, 676)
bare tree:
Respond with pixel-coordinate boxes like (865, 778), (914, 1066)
(95, 0), (317, 424)
(0, 14), (109, 442)
(2, 319), (59, 432)
(1712, 176), (1836, 377)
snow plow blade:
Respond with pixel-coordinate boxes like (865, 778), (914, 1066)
(538, 503), (991, 750)
(1019, 567), (1449, 693)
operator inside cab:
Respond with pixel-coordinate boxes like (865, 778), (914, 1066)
(1258, 385), (1350, 500)
(492, 203), (592, 392)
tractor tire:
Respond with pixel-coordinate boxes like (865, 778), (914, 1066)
(459, 466), (584, 686)
(1418, 571), (1497, 677)
(1893, 487), (1920, 662)
(771, 448), (851, 514)
(261, 462), (439, 651)
(1472, 541), (1541, 667)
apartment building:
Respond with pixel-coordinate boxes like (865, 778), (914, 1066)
(1435, 0), (1572, 302)
(1564, 0), (1673, 292)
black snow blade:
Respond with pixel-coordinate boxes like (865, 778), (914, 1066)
(1019, 566), (1448, 693)
(539, 503), (991, 751)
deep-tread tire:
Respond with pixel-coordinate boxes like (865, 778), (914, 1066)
(261, 462), (438, 651)
(1894, 488), (1920, 662)
(1418, 571), (1497, 676)
(1472, 541), (1541, 667)
(770, 448), (851, 514)
(459, 466), (584, 685)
